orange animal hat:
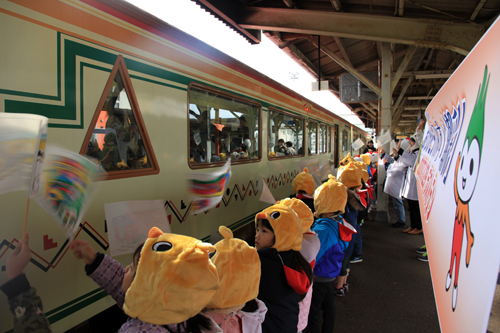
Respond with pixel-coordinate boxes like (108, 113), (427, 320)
(314, 175), (348, 216)
(337, 162), (362, 189)
(206, 226), (261, 309)
(292, 167), (316, 195)
(278, 197), (314, 233)
(354, 161), (369, 183)
(360, 154), (371, 165)
(123, 227), (219, 325)
(255, 203), (303, 251)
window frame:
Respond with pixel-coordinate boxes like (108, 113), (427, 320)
(79, 55), (159, 181)
(187, 82), (262, 169)
(318, 123), (328, 155)
(267, 107), (305, 160)
(308, 120), (318, 155)
(342, 129), (348, 152)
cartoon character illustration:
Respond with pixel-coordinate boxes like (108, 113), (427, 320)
(446, 66), (489, 311)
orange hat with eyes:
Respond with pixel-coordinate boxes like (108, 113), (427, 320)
(292, 168), (316, 195)
(255, 203), (303, 251)
(123, 227), (219, 325)
(278, 197), (314, 233)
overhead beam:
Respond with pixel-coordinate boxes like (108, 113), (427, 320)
(238, 7), (484, 55)
(390, 46), (416, 94)
(308, 37), (382, 96)
(334, 37), (353, 67)
(356, 48), (408, 72)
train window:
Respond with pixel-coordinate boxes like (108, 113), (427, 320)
(342, 129), (348, 151)
(308, 120), (317, 155)
(188, 84), (260, 168)
(80, 55), (159, 180)
(268, 108), (304, 158)
(319, 124), (327, 154)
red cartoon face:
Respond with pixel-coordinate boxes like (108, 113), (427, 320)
(456, 137), (481, 203)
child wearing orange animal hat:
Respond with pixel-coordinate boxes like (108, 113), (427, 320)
(308, 175), (356, 333)
(336, 163), (366, 296)
(289, 167), (316, 214)
(254, 203), (314, 333)
(203, 226), (267, 333)
(278, 198), (320, 332)
(70, 228), (221, 333)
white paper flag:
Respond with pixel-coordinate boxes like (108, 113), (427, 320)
(258, 176), (277, 204)
(352, 138), (364, 151)
(376, 129), (392, 146)
(105, 200), (171, 256)
(0, 113), (48, 197)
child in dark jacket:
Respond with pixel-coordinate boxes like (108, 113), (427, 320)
(307, 175), (356, 333)
(254, 203), (313, 333)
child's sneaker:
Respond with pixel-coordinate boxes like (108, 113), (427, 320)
(416, 252), (428, 262)
(414, 245), (426, 254)
(334, 285), (345, 296)
(343, 283), (349, 292)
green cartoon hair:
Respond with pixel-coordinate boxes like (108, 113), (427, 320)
(465, 66), (489, 151)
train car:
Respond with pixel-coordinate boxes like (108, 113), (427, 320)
(0, 0), (368, 331)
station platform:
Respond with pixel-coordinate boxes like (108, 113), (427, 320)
(333, 200), (440, 333)
(335, 197), (500, 333)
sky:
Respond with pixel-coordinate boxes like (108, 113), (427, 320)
(125, 0), (369, 131)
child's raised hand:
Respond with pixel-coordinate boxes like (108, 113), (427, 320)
(70, 240), (97, 265)
(6, 234), (32, 280)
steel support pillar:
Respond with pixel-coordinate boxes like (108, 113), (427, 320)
(376, 42), (392, 223)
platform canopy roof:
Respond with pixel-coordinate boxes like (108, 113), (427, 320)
(191, 0), (500, 134)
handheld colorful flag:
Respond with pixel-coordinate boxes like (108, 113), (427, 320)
(187, 159), (232, 214)
(35, 146), (104, 238)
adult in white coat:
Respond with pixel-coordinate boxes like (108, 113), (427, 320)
(392, 135), (422, 234)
